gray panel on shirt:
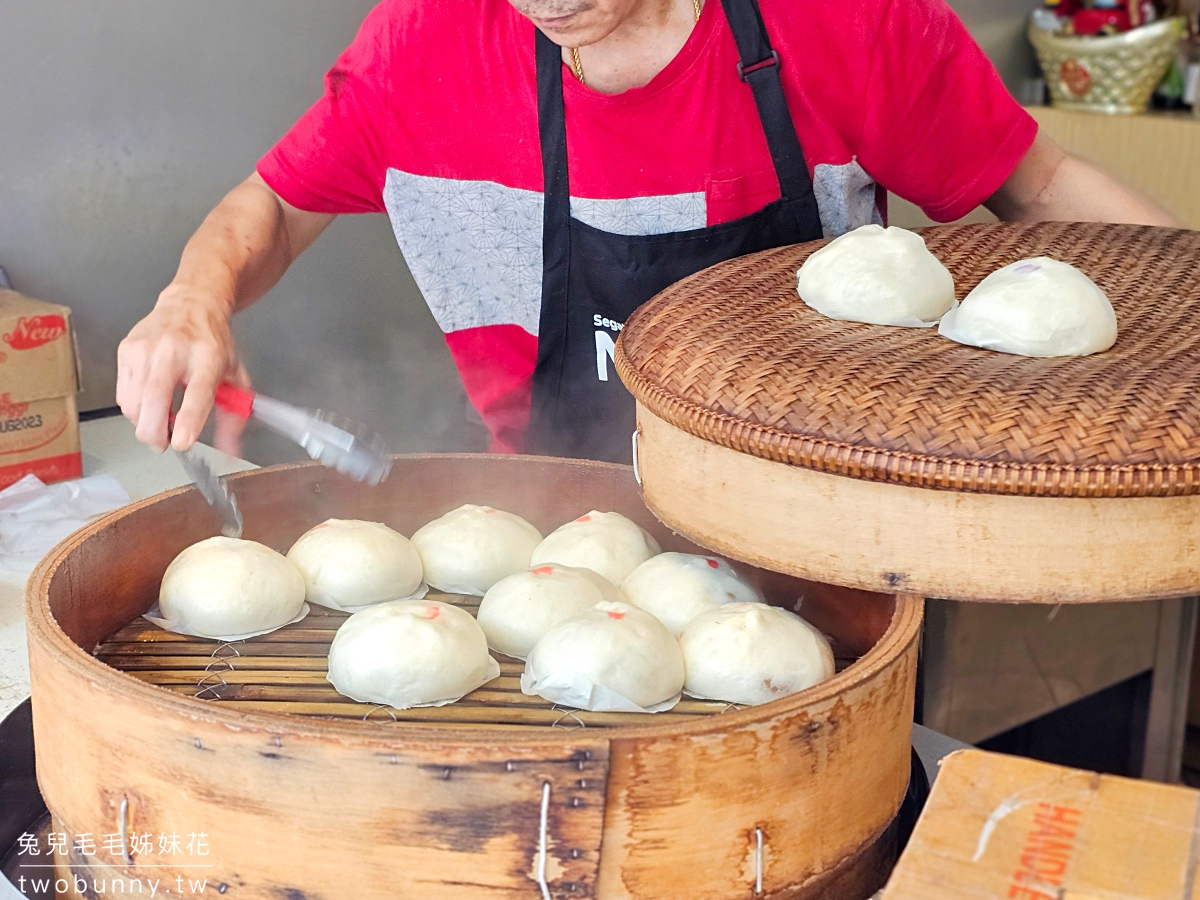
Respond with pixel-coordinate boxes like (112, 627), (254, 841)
(383, 162), (880, 335)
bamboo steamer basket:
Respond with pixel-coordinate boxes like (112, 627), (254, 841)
(615, 223), (1200, 604)
(27, 455), (922, 900)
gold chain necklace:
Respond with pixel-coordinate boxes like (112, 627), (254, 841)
(569, 0), (702, 85)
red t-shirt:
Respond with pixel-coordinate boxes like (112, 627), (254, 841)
(258, 0), (1037, 452)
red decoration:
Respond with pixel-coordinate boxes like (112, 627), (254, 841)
(1072, 7), (1133, 34)
(2, 314), (66, 350)
(1060, 59), (1093, 97)
(1047, 0), (1083, 15)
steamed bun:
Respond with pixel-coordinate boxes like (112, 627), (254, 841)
(937, 257), (1116, 357)
(477, 564), (620, 659)
(622, 552), (764, 636)
(522, 601), (685, 711)
(159, 536), (305, 639)
(797, 225), (955, 327)
(411, 504), (542, 596)
(680, 602), (835, 706)
(530, 511), (660, 585)
(286, 519), (424, 612)
(327, 599), (499, 709)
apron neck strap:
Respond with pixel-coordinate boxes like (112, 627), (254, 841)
(535, 0), (815, 207)
(536, 31), (571, 216)
(718, 0), (816, 204)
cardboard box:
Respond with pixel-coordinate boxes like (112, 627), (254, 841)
(882, 748), (1200, 900)
(0, 290), (81, 489)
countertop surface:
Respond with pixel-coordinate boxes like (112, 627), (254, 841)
(0, 416), (254, 721)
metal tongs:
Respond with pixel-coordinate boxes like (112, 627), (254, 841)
(174, 440), (244, 538)
(172, 383), (394, 537)
(170, 408), (244, 539)
(213, 383), (393, 485)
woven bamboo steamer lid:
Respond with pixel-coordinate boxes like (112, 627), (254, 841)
(615, 222), (1200, 604)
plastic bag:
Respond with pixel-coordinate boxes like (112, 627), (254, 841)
(520, 669), (681, 714)
(143, 601), (311, 642)
(0, 474), (130, 577)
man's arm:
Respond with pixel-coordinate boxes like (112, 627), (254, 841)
(117, 174), (334, 453)
(984, 131), (1182, 227)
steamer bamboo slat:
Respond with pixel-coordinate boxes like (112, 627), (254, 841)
(616, 223), (1200, 602)
(29, 455), (921, 900)
(94, 602), (816, 729)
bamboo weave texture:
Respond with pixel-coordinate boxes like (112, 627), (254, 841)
(94, 599), (853, 730)
(615, 223), (1200, 498)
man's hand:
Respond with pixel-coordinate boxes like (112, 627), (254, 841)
(986, 132), (1183, 227)
(116, 173), (334, 455)
(117, 288), (246, 455)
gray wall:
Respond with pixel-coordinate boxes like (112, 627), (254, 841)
(0, 0), (485, 458)
(0, 0), (1037, 462)
(953, 0), (1043, 98)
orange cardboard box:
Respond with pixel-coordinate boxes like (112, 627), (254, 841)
(0, 290), (81, 489)
(882, 748), (1200, 900)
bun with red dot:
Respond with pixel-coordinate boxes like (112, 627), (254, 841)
(530, 511), (660, 585)
(477, 564), (620, 659)
(521, 601), (684, 712)
(326, 599), (499, 708)
(622, 552), (765, 636)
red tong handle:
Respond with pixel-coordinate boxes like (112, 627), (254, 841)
(214, 382), (255, 420)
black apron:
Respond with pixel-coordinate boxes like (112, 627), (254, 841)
(525, 3), (934, 843)
(526, 0), (825, 463)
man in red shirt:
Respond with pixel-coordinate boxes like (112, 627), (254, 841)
(117, 0), (1176, 462)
